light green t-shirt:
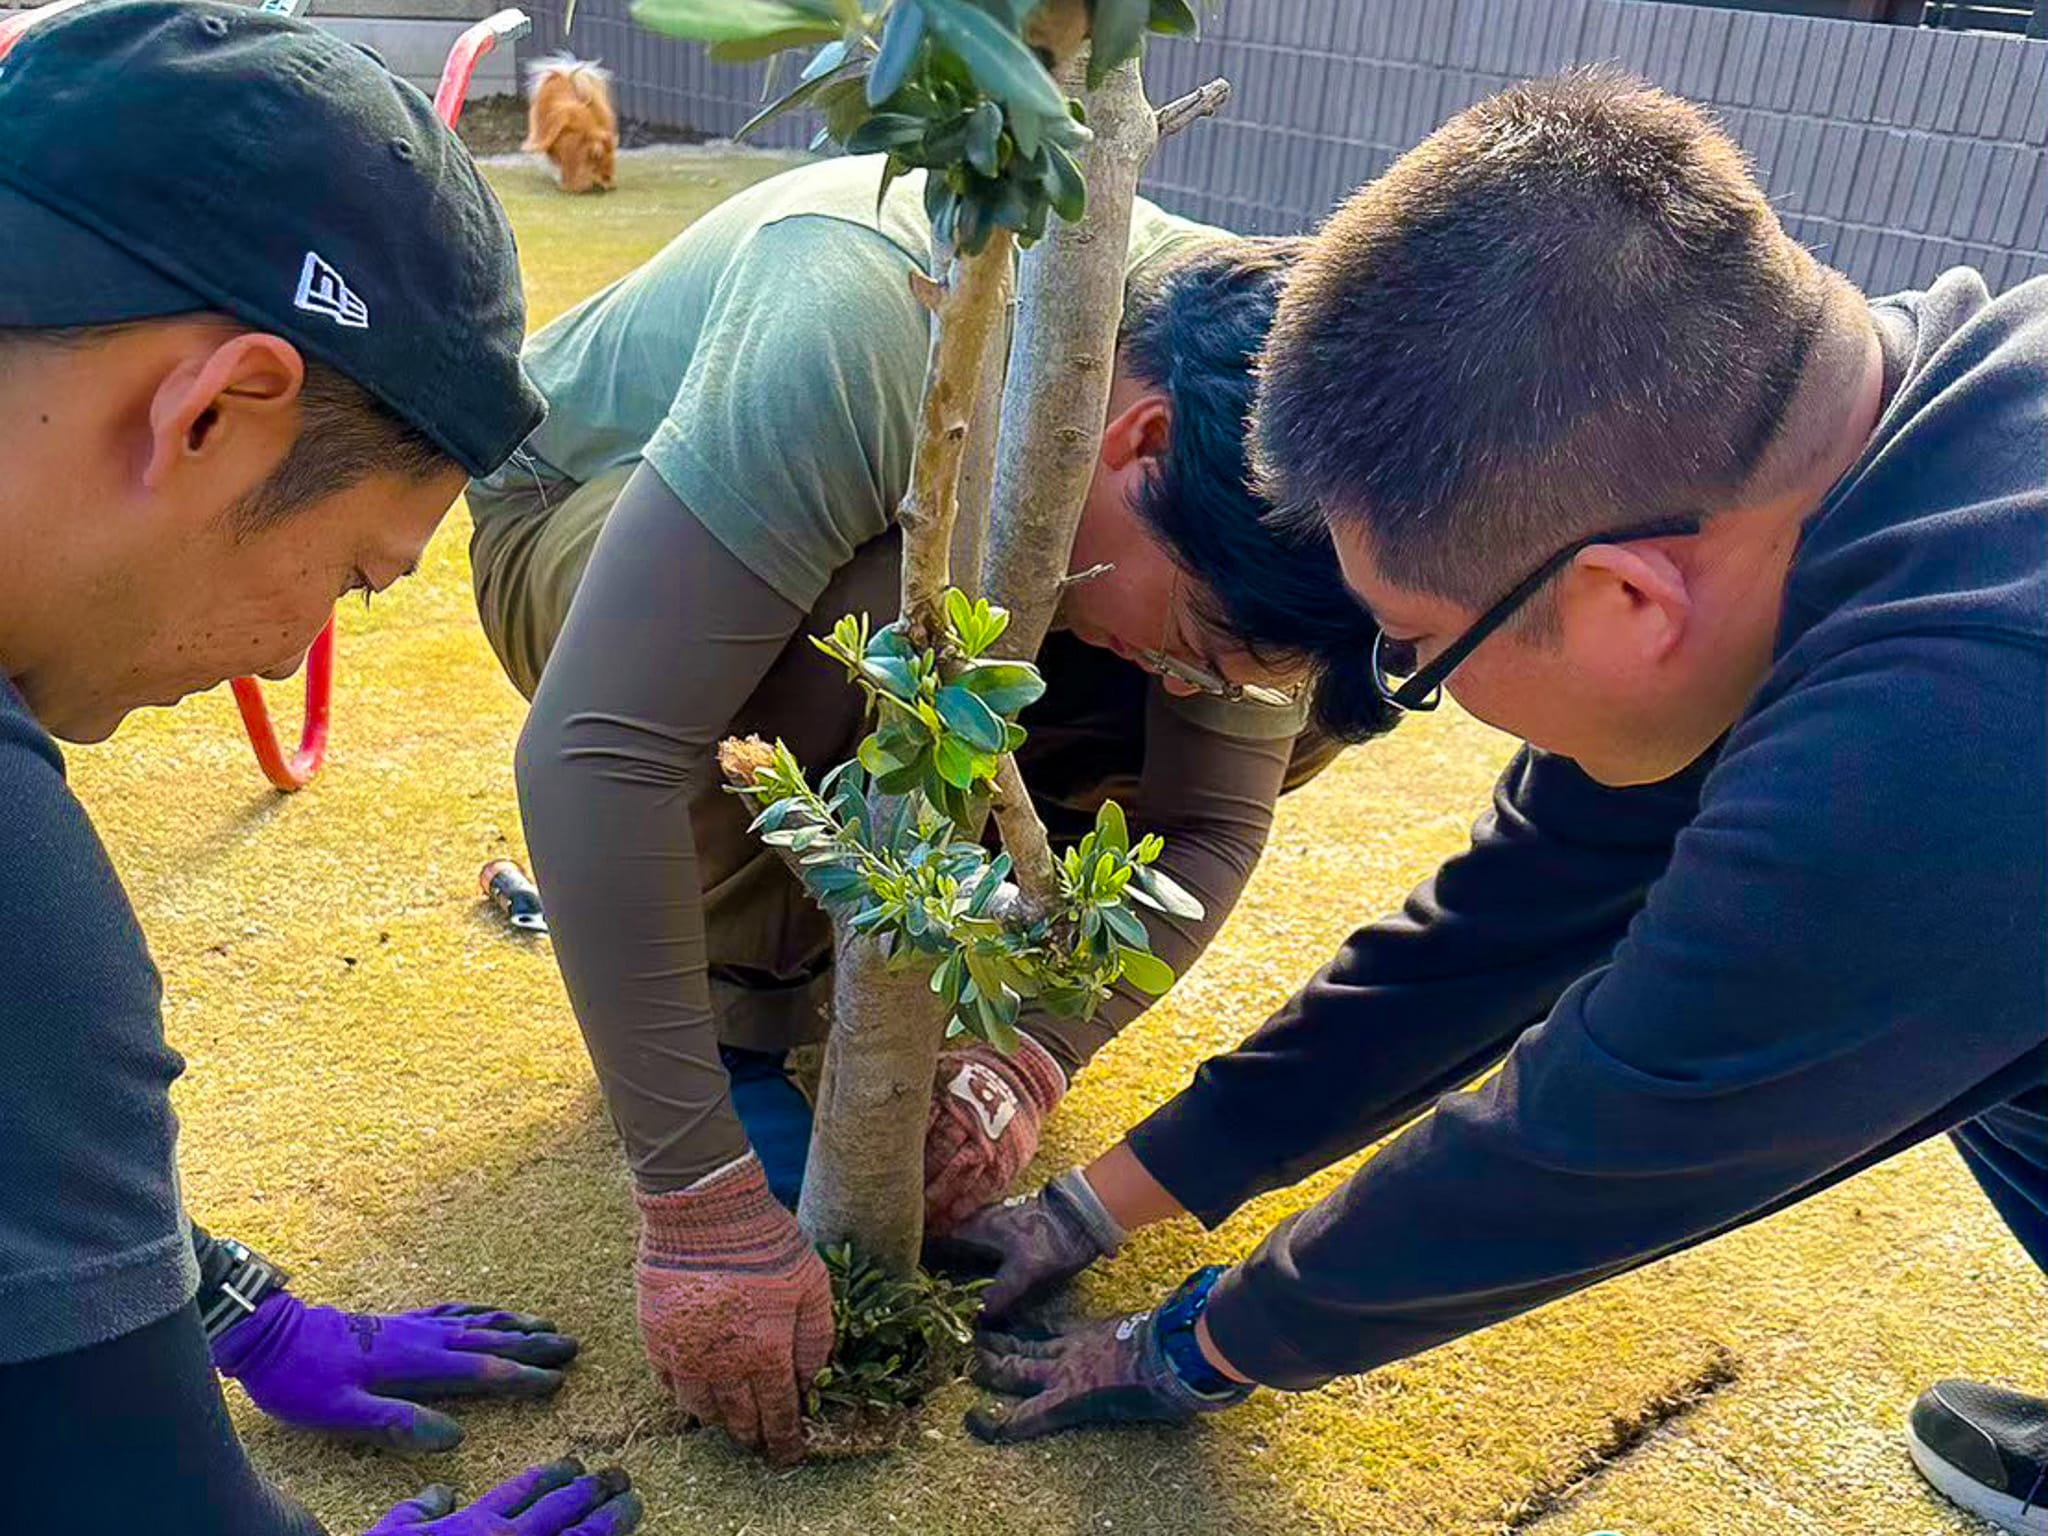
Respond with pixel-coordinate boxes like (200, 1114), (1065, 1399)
(472, 153), (1227, 612)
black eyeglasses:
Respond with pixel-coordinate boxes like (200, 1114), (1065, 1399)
(1372, 516), (1703, 713)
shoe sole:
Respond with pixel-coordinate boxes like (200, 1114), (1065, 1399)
(1908, 1419), (2048, 1536)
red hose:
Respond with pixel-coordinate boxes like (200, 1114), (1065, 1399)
(230, 618), (335, 792)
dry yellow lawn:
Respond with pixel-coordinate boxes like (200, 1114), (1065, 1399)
(67, 146), (2043, 1536)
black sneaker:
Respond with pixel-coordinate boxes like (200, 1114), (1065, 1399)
(1908, 1380), (2048, 1536)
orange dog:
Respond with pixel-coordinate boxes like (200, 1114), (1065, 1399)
(524, 56), (616, 194)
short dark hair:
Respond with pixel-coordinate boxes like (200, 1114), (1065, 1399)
(1253, 69), (1827, 611)
(1122, 237), (1396, 743)
(0, 319), (451, 529)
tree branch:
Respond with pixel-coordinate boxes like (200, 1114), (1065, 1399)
(897, 233), (1016, 649)
(990, 754), (1059, 914)
(1156, 76), (1230, 139)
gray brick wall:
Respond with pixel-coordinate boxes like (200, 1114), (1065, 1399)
(519, 0), (2048, 294)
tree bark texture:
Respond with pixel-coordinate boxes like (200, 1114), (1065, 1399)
(794, 930), (949, 1275)
(897, 233), (1015, 648)
(978, 54), (1157, 913)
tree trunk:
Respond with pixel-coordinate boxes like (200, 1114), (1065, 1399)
(980, 56), (1157, 661)
(794, 928), (949, 1274)
(794, 49), (1167, 1279)
(795, 223), (1016, 1275)
(977, 55), (1157, 912)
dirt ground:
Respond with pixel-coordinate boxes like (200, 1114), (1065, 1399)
(67, 146), (2044, 1536)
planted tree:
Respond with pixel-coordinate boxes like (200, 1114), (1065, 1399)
(634, 0), (1227, 1366)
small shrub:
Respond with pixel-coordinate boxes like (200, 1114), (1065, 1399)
(806, 1244), (985, 1454)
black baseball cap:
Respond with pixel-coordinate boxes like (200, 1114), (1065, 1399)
(0, 0), (543, 476)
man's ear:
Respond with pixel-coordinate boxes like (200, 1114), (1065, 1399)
(1100, 391), (1171, 473)
(1569, 542), (1692, 663)
(142, 332), (304, 492)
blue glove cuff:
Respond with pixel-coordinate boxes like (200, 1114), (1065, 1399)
(1150, 1266), (1254, 1407)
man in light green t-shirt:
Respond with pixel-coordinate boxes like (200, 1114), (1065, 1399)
(468, 154), (1392, 1462)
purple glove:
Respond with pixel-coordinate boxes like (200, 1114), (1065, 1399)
(213, 1293), (577, 1451)
(366, 1459), (641, 1535)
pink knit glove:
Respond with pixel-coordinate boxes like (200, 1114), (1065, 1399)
(922, 1033), (1068, 1238)
(635, 1157), (833, 1464)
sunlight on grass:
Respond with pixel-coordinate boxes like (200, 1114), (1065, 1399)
(61, 144), (2045, 1536)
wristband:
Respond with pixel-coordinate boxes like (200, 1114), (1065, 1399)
(1046, 1167), (1125, 1256)
(1153, 1266), (1254, 1404)
(193, 1232), (290, 1342)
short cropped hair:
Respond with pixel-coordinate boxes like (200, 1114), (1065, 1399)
(0, 320), (451, 530)
(1123, 237), (1395, 743)
(1253, 69), (1827, 609)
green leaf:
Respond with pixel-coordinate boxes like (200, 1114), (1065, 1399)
(966, 99), (1004, 177)
(1148, 0), (1199, 35)
(1043, 139), (1086, 223)
(631, 0), (835, 45)
(934, 734), (979, 789)
(815, 74), (875, 140)
(954, 661), (1045, 717)
(966, 852), (1011, 915)
(847, 111), (930, 153)
(800, 34), (851, 79)
(856, 734), (900, 775)
(806, 864), (867, 901)
(1094, 798), (1129, 856)
(738, 55), (857, 139)
(868, 624), (917, 661)
(877, 760), (925, 796)
(1118, 945), (1175, 996)
(934, 684), (1006, 753)
(1101, 900), (1147, 948)
(1002, 721), (1028, 752)
(1130, 862), (1204, 921)
(866, 0), (926, 105)
(706, 24), (842, 62)
(1087, 0), (1147, 88)
(943, 587), (975, 642)
(859, 654), (919, 699)
(919, 0), (1066, 121)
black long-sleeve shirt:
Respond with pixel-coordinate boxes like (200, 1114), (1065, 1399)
(1129, 271), (2048, 1389)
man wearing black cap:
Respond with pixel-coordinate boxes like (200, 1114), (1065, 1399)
(0, 4), (641, 1532)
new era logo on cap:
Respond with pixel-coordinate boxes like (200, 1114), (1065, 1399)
(293, 249), (367, 329)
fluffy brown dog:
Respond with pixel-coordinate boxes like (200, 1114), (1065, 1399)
(524, 56), (616, 194)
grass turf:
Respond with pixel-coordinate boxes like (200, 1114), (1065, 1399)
(66, 145), (2044, 1535)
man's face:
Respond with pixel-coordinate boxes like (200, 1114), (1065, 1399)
(1330, 519), (1747, 786)
(35, 466), (460, 743)
(1056, 368), (1306, 704)
(0, 321), (464, 742)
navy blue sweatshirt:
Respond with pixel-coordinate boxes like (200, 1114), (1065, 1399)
(1128, 271), (2048, 1389)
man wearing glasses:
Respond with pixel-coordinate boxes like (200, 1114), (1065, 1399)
(949, 73), (2047, 1536)
(465, 153), (1390, 1463)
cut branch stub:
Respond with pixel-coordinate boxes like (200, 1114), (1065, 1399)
(1156, 76), (1230, 139)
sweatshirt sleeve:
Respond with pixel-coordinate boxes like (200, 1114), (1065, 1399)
(1200, 636), (2048, 1389)
(1126, 743), (1707, 1225)
(516, 465), (809, 1193)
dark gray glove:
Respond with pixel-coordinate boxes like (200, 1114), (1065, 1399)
(927, 1168), (1125, 1321)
